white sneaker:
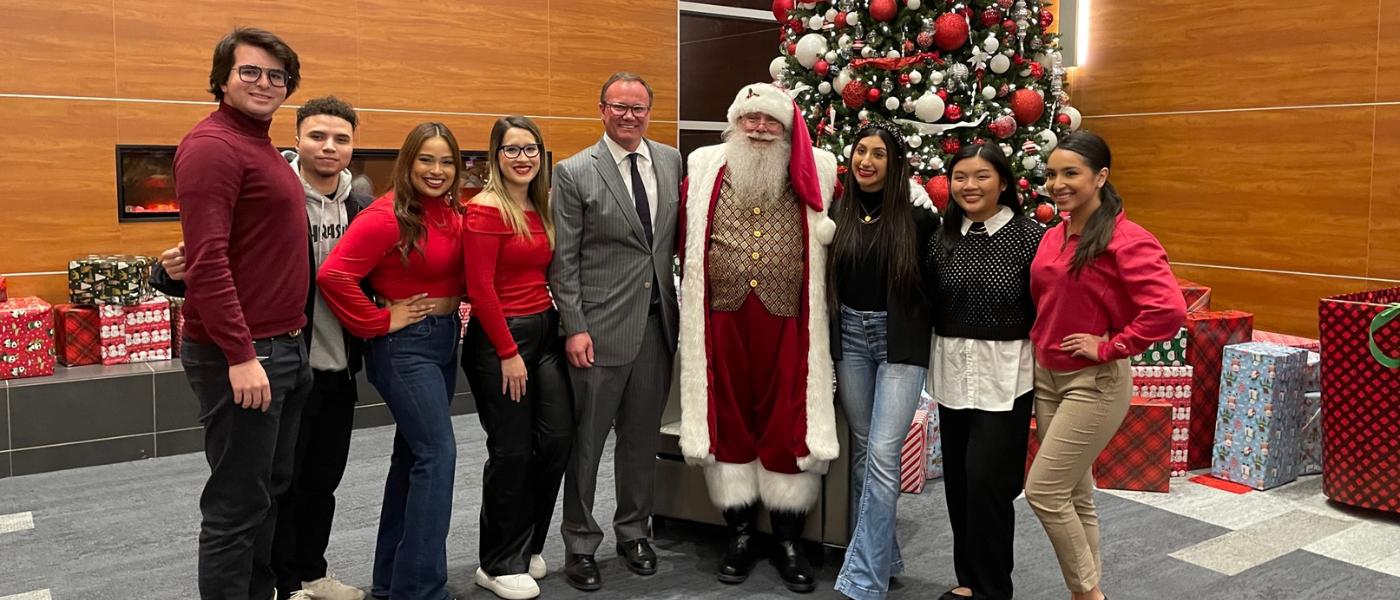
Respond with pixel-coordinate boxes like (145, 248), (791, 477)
(528, 554), (547, 580)
(301, 573), (366, 600)
(475, 567), (541, 600)
(288, 592), (314, 600)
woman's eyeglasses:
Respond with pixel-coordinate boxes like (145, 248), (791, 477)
(500, 144), (541, 159)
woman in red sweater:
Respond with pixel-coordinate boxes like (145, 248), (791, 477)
(1026, 131), (1186, 600)
(317, 123), (465, 600)
(461, 115), (571, 600)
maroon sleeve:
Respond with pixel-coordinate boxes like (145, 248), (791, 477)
(316, 206), (395, 339)
(175, 135), (255, 364)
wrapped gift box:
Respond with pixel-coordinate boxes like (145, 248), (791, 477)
(1299, 391), (1323, 476)
(1179, 279), (1212, 313)
(68, 255), (156, 306)
(1211, 342), (1308, 491)
(1304, 351), (1320, 394)
(99, 304), (128, 365)
(1, 297), (56, 380)
(1133, 365), (1193, 476)
(1132, 327), (1188, 366)
(925, 404), (944, 480)
(901, 409), (929, 494)
(1024, 398), (1173, 492)
(1186, 310), (1255, 469)
(1252, 330), (1321, 353)
(123, 296), (171, 363)
(52, 304), (101, 366)
(68, 255), (103, 304)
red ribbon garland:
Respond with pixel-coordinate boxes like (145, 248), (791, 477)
(849, 52), (943, 71)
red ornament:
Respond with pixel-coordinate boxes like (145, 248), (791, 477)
(1013, 55), (1028, 66)
(903, 40), (916, 54)
(958, 7), (974, 19)
(980, 8), (1001, 27)
(1034, 203), (1055, 223)
(1040, 9), (1055, 28)
(997, 84), (1010, 98)
(837, 165), (849, 175)
(944, 104), (962, 120)
(867, 87), (882, 103)
(787, 42), (798, 56)
(1010, 88), (1045, 125)
(1030, 62), (1044, 78)
(772, 0), (795, 22)
(942, 137), (962, 154)
(815, 60), (831, 77)
(924, 176), (950, 212)
(916, 31), (935, 49)
(936, 89), (949, 101)
(933, 13), (970, 51)
(870, 0), (898, 22)
(1003, 19), (1017, 35)
(1018, 177), (1031, 190)
(912, 174), (923, 186)
(1056, 113), (1072, 125)
(898, 73), (911, 86)
(842, 80), (871, 109)
(789, 18), (803, 30)
(836, 12), (849, 29)
(990, 115), (1018, 139)
(997, 0), (1013, 8)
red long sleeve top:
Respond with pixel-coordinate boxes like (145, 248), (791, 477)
(462, 203), (555, 359)
(316, 192), (464, 339)
(175, 102), (309, 365)
(1030, 211), (1188, 371)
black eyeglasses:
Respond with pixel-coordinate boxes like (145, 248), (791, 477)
(236, 65), (289, 88)
(500, 144), (541, 159)
(603, 102), (651, 117)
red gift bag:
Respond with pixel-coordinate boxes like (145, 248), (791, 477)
(1178, 279), (1212, 313)
(1318, 289), (1400, 513)
(901, 409), (929, 494)
(1, 297), (55, 380)
(53, 303), (101, 366)
(1186, 310), (1254, 469)
(1025, 398), (1172, 492)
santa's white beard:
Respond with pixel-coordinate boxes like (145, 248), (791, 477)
(724, 134), (792, 203)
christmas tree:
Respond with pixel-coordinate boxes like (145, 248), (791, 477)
(771, 0), (1081, 224)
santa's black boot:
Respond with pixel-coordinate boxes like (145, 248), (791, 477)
(717, 504), (759, 583)
(769, 510), (816, 593)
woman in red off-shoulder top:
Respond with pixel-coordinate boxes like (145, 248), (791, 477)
(460, 115), (574, 599)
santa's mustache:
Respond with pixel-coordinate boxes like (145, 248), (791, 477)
(745, 132), (782, 143)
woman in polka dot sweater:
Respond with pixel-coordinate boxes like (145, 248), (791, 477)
(925, 142), (1044, 600)
(826, 121), (939, 600)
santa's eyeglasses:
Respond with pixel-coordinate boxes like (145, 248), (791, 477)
(741, 114), (783, 130)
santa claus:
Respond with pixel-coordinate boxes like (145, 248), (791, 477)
(677, 82), (839, 592)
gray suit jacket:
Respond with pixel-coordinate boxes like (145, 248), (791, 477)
(548, 137), (682, 367)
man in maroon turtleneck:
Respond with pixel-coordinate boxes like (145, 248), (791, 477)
(175, 27), (313, 600)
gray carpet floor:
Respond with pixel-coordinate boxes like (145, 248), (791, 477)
(1, 414), (1398, 600)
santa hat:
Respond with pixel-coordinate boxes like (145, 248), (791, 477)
(726, 83), (824, 211)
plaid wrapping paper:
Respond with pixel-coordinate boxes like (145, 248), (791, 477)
(1023, 399), (1173, 492)
(901, 409), (929, 494)
(1186, 310), (1255, 469)
(0, 297), (56, 380)
(1133, 365), (1193, 476)
(1211, 342), (1308, 491)
(1299, 392), (1323, 476)
(1318, 287), (1400, 513)
(52, 304), (101, 366)
(99, 304), (128, 365)
(1131, 327), (1188, 366)
(1178, 279), (1212, 313)
(1252, 330), (1321, 353)
(68, 255), (157, 306)
(123, 296), (171, 363)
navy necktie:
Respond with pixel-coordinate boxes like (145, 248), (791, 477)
(630, 153), (654, 247)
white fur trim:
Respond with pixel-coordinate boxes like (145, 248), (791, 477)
(757, 466), (822, 512)
(802, 148), (839, 470)
(815, 216), (836, 246)
(726, 83), (795, 130)
(703, 460), (761, 509)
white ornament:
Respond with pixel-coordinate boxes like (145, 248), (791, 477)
(769, 57), (786, 81)
(908, 135), (923, 148)
(930, 71), (945, 85)
(1001, 143), (1014, 157)
(858, 110), (870, 120)
(835, 69), (853, 92)
(1038, 129), (1058, 151)
(845, 12), (860, 27)
(818, 81), (833, 94)
(907, 0), (921, 9)
(884, 97), (900, 110)
(826, 8), (838, 21)
(1036, 89), (1045, 99)
(1022, 155), (1039, 169)
(844, 145), (853, 158)
(902, 98), (916, 113)
(795, 34), (829, 68)
(1019, 68), (1033, 77)
(908, 70), (923, 84)
(989, 54), (1011, 74)
(826, 50), (838, 62)
(839, 34), (853, 50)
(981, 86), (996, 100)
(1060, 105), (1083, 130)
(808, 15), (825, 30)
(1036, 51), (1056, 70)
(914, 92), (946, 122)
(929, 156), (944, 170)
(797, 2), (817, 8)
(886, 49), (901, 59)
(984, 36), (999, 53)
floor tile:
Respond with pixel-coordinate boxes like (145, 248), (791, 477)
(1171, 510), (1359, 575)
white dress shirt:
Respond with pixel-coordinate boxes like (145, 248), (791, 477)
(929, 206), (1036, 412)
(603, 134), (658, 233)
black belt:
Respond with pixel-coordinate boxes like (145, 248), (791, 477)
(254, 328), (302, 343)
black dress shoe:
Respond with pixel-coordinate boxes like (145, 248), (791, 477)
(769, 511), (816, 593)
(565, 553), (602, 591)
(617, 538), (659, 575)
(718, 505), (759, 584)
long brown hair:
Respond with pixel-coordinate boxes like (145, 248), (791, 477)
(1053, 131), (1123, 275)
(479, 115), (556, 249)
(826, 125), (923, 313)
(390, 122), (465, 266)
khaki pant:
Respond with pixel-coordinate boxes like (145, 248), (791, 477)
(1025, 359), (1133, 593)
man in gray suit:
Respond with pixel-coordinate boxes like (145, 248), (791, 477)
(548, 72), (682, 592)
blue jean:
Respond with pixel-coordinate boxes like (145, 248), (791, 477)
(834, 306), (928, 600)
(364, 314), (460, 600)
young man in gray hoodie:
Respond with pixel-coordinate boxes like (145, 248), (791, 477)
(153, 96), (373, 600)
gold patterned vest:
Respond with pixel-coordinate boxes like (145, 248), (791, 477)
(706, 172), (805, 317)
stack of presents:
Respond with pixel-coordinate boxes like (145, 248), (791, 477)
(0, 255), (178, 382)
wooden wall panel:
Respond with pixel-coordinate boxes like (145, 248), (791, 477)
(549, 0), (679, 121)
(1170, 266), (1372, 338)
(1083, 107), (1374, 277)
(0, 1), (115, 97)
(1368, 105), (1400, 280)
(1376, 0), (1400, 102)
(1071, 1), (1378, 115)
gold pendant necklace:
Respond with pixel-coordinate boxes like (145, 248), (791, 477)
(859, 202), (881, 224)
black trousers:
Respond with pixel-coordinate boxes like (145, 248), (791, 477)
(939, 391), (1034, 600)
(461, 308), (575, 576)
(272, 368), (358, 598)
(184, 335), (312, 600)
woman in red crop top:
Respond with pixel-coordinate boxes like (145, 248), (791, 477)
(1025, 132), (1187, 600)
(316, 122), (466, 600)
(460, 115), (572, 599)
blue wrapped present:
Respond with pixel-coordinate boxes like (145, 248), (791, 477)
(1211, 342), (1309, 490)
